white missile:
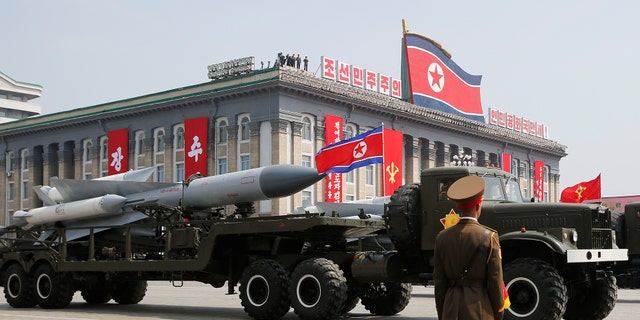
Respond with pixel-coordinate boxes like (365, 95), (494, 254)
(13, 194), (128, 228)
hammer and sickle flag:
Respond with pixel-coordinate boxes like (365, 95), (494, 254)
(383, 128), (403, 196)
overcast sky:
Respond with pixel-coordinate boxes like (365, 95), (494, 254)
(2, 1), (638, 196)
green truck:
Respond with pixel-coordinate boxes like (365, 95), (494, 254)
(0, 166), (628, 320)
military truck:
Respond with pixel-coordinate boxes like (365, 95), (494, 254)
(0, 166), (628, 320)
(378, 166), (627, 320)
(610, 201), (640, 288)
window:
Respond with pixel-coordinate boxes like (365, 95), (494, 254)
(156, 165), (165, 182)
(99, 136), (108, 177)
(217, 119), (228, 144)
(154, 128), (165, 153)
(135, 131), (145, 169)
(302, 155), (311, 168)
(174, 126), (185, 150)
(302, 191), (312, 207)
(22, 181), (29, 200)
(8, 181), (14, 201)
(240, 116), (250, 141)
(366, 165), (374, 185)
(241, 155), (250, 171)
(344, 125), (355, 139)
(302, 117), (312, 141)
(175, 163), (185, 182)
(82, 139), (93, 179)
(218, 158), (228, 174)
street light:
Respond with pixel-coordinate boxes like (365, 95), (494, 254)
(451, 153), (472, 166)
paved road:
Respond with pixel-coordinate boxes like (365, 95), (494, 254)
(0, 282), (638, 319)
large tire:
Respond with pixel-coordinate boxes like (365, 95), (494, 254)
(239, 259), (290, 320)
(289, 258), (347, 320)
(33, 264), (75, 309)
(359, 282), (412, 316)
(3, 263), (36, 308)
(81, 277), (113, 304)
(112, 280), (147, 305)
(339, 281), (360, 314)
(563, 274), (617, 320)
(503, 258), (567, 320)
(385, 184), (422, 254)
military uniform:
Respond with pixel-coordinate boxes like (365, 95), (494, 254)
(433, 176), (505, 320)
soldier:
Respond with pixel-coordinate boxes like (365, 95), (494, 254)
(433, 176), (505, 320)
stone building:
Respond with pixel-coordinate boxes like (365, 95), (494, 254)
(0, 64), (566, 226)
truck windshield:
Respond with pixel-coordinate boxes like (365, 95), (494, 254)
(482, 176), (524, 202)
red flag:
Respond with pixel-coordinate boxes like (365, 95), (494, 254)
(560, 175), (601, 203)
(403, 33), (484, 122)
(315, 126), (383, 175)
(501, 153), (511, 173)
(184, 117), (208, 177)
(324, 114), (343, 202)
(383, 128), (403, 196)
(534, 160), (544, 201)
(108, 128), (128, 175)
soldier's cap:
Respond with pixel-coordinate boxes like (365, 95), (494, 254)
(447, 176), (485, 209)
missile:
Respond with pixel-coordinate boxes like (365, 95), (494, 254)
(13, 164), (320, 234)
(148, 164), (322, 210)
(13, 194), (128, 228)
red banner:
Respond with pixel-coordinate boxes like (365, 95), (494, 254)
(108, 128), (128, 175)
(383, 128), (403, 196)
(534, 160), (544, 201)
(185, 117), (208, 177)
(560, 175), (601, 203)
(324, 114), (343, 202)
(502, 153), (511, 173)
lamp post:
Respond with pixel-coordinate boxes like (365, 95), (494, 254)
(451, 152), (472, 167)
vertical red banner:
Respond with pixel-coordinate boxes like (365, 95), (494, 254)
(185, 117), (209, 177)
(324, 114), (343, 202)
(108, 128), (128, 175)
(383, 128), (403, 196)
(534, 160), (544, 201)
(501, 153), (511, 173)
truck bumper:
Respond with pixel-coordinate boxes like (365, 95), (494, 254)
(566, 249), (628, 263)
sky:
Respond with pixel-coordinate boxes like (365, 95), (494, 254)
(2, 1), (639, 196)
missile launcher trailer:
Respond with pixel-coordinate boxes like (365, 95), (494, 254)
(0, 166), (629, 320)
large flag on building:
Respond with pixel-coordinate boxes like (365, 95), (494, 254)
(383, 128), (403, 196)
(324, 114), (344, 202)
(315, 126), (383, 175)
(534, 160), (545, 201)
(560, 174), (601, 203)
(108, 128), (128, 175)
(184, 117), (208, 177)
(402, 31), (484, 122)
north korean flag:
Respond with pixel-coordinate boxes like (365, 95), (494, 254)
(404, 33), (484, 122)
(315, 126), (383, 175)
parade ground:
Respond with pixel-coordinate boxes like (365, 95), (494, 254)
(0, 282), (638, 319)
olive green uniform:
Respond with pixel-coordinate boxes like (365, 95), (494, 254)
(434, 218), (504, 320)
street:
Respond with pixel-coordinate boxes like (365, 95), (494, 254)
(0, 282), (638, 319)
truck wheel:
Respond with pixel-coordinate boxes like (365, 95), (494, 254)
(563, 274), (617, 320)
(503, 258), (567, 320)
(3, 263), (36, 308)
(112, 280), (147, 304)
(33, 264), (75, 309)
(339, 282), (360, 314)
(359, 282), (412, 315)
(81, 283), (113, 304)
(386, 184), (422, 254)
(239, 259), (290, 320)
(289, 258), (347, 320)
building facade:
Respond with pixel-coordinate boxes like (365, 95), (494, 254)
(0, 71), (42, 123)
(0, 65), (566, 226)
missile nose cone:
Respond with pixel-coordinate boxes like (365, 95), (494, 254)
(260, 164), (321, 198)
(100, 194), (128, 211)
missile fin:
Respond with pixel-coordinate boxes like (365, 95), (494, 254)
(33, 186), (57, 206)
(50, 179), (177, 202)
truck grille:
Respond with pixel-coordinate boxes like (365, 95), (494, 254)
(592, 228), (612, 249)
(592, 208), (612, 249)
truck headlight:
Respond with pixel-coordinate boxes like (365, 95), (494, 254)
(571, 230), (578, 244)
(611, 230), (617, 247)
